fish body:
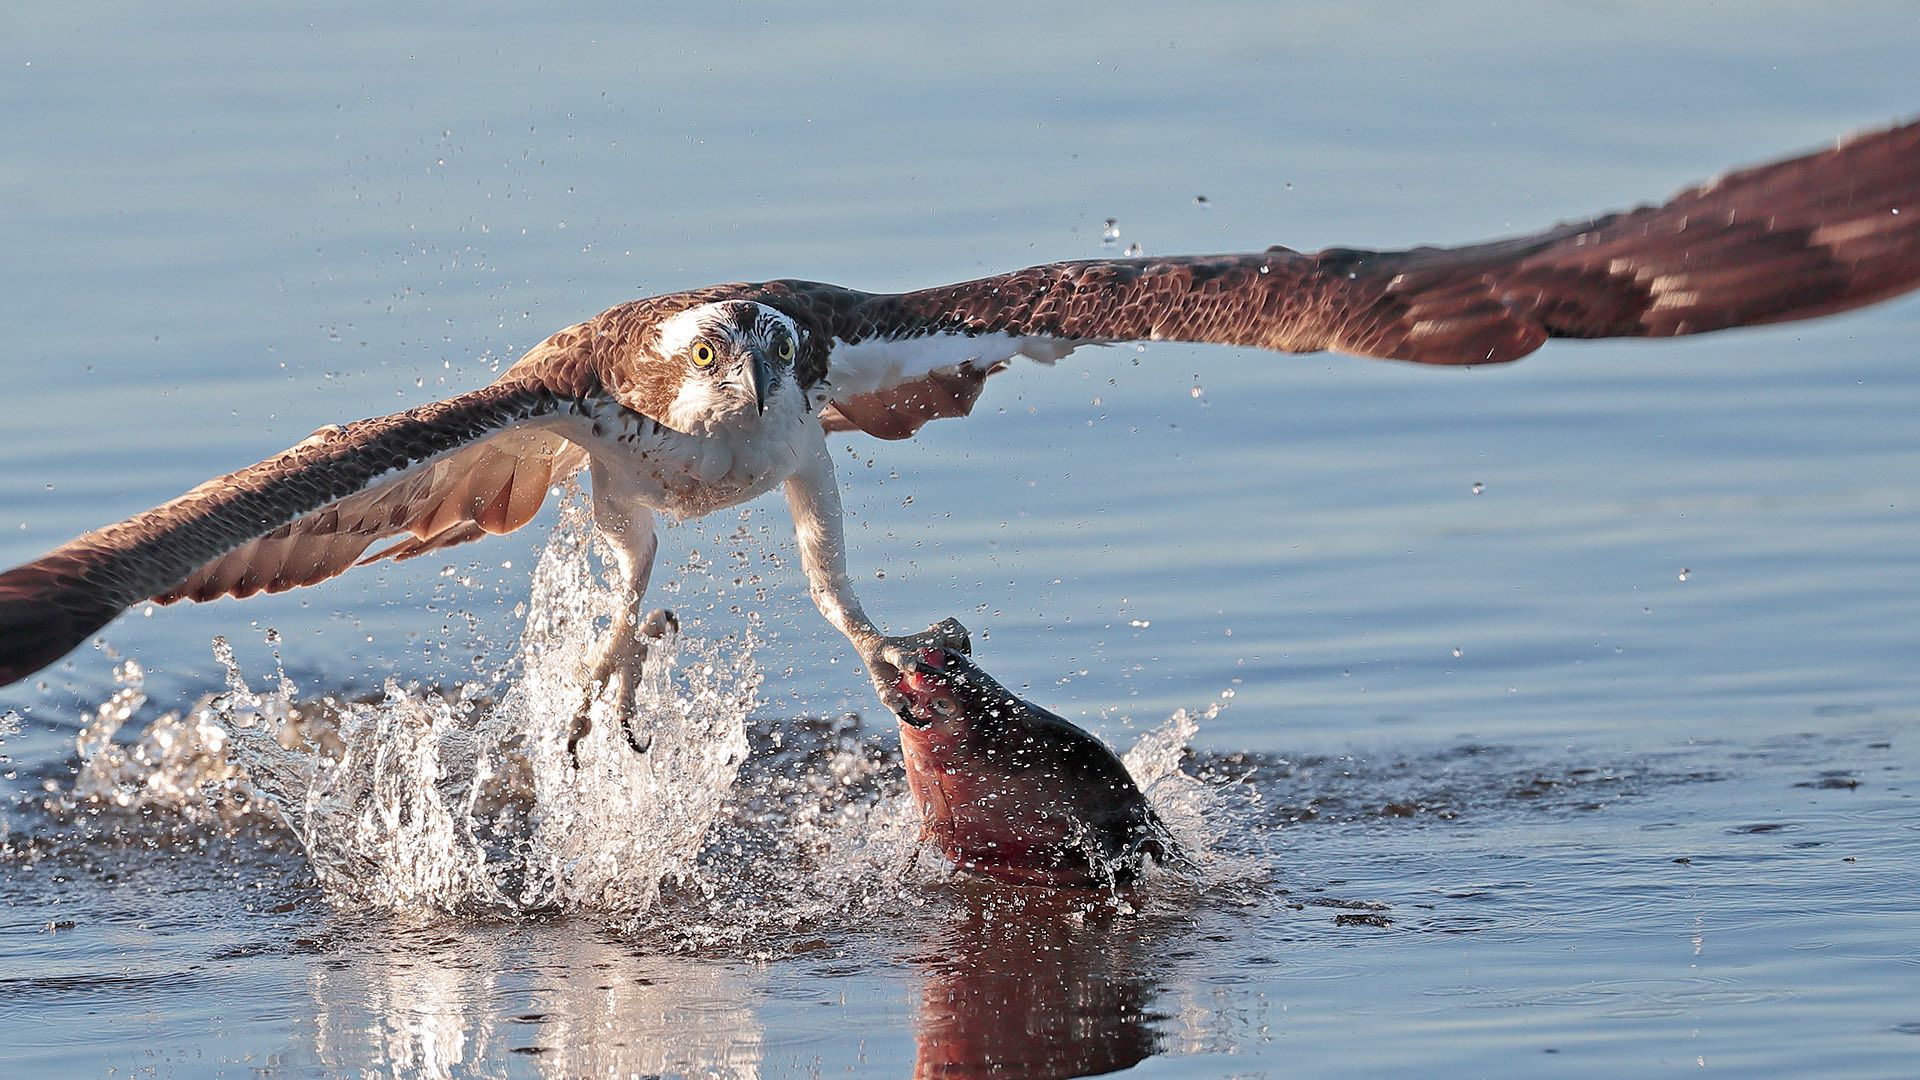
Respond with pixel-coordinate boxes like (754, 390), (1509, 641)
(895, 648), (1175, 887)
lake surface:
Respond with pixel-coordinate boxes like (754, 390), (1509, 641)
(3, 2), (1919, 1076)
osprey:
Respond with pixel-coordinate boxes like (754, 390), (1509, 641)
(2, 121), (1918, 735)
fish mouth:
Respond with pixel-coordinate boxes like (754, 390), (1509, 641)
(893, 647), (956, 727)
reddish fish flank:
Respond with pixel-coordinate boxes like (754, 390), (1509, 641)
(895, 648), (1176, 888)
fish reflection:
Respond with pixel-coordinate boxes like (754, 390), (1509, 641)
(909, 888), (1169, 1079)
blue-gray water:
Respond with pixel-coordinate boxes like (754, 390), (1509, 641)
(3, 2), (1919, 1076)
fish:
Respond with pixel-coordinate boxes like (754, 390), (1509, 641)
(894, 647), (1178, 887)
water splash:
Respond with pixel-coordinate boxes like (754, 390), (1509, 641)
(620, 704), (1247, 953)
(0, 708), (18, 847)
(51, 661), (1239, 937)
(55, 492), (756, 918)
(68, 659), (253, 826)
(245, 492), (754, 915)
(43, 490), (1249, 933)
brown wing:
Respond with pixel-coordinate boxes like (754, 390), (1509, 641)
(783, 118), (1920, 439)
(0, 380), (585, 687)
(159, 428), (586, 602)
(817, 364), (997, 440)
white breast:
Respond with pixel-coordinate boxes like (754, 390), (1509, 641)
(558, 388), (815, 520)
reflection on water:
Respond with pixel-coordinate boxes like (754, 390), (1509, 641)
(305, 925), (766, 1079)
(908, 889), (1168, 1079)
(295, 885), (1193, 1080)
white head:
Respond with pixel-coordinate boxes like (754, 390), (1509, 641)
(653, 301), (804, 432)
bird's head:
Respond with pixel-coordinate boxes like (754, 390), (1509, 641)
(650, 300), (804, 431)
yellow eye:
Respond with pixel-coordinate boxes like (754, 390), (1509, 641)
(776, 335), (795, 361)
(691, 340), (716, 368)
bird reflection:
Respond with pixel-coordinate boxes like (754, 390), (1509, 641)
(909, 886), (1169, 1079)
(302, 920), (765, 1080)
(296, 885), (1179, 1077)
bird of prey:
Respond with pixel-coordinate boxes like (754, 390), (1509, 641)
(2, 121), (1917, 737)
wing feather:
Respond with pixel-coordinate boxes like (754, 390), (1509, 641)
(783, 118), (1920, 438)
(158, 429), (587, 603)
(0, 380), (585, 686)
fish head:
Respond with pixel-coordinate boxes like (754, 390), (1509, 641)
(893, 646), (1017, 732)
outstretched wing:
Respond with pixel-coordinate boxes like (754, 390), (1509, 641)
(0, 379), (589, 687)
(782, 118), (1920, 440)
(159, 427), (587, 603)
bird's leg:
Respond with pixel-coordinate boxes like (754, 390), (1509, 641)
(782, 431), (970, 720)
(568, 464), (666, 765)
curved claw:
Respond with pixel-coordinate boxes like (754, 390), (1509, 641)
(638, 607), (679, 640)
(567, 607), (678, 766)
(618, 712), (652, 754)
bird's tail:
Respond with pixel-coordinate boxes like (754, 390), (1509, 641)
(0, 555), (129, 687)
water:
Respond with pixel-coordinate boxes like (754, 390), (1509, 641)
(3, 1), (1920, 1076)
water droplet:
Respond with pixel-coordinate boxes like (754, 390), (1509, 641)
(1470, 481), (1485, 495)
(1677, 568), (1691, 581)
(1124, 242), (1143, 258)
(1452, 647), (1462, 658)
(1101, 218), (1120, 246)
(1194, 195), (1210, 207)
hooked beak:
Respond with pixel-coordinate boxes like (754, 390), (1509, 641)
(745, 348), (774, 415)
